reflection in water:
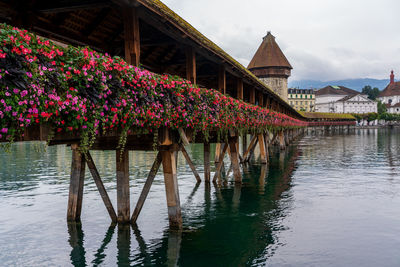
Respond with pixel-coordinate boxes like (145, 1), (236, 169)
(3, 129), (400, 266)
(68, 223), (87, 267)
(63, 145), (300, 266)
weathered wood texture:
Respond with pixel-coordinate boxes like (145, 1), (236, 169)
(218, 65), (226, 94)
(67, 144), (86, 221)
(204, 142), (211, 183)
(258, 134), (267, 164)
(180, 146), (201, 183)
(123, 7), (140, 66)
(131, 152), (162, 223)
(116, 149), (130, 223)
(86, 152), (117, 222)
(243, 135), (258, 162)
(213, 143), (228, 182)
(161, 147), (182, 229)
(186, 46), (196, 84)
(228, 137), (242, 183)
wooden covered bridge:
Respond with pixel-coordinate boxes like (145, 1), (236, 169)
(0, 0), (355, 229)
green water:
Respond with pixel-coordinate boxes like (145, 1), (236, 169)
(1, 129), (400, 266)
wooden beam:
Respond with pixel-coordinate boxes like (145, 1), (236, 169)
(213, 143), (229, 182)
(180, 146), (201, 183)
(250, 88), (256, 104)
(186, 46), (196, 84)
(82, 8), (110, 37)
(243, 135), (258, 162)
(67, 144), (86, 222)
(37, 1), (111, 13)
(258, 134), (267, 164)
(279, 131), (286, 150)
(116, 149), (130, 223)
(214, 143), (221, 163)
(259, 92), (264, 107)
(161, 147), (182, 229)
(237, 78), (243, 100)
(228, 136), (242, 183)
(131, 152), (162, 223)
(123, 7), (140, 66)
(204, 142), (211, 183)
(218, 65), (226, 94)
(86, 152), (117, 222)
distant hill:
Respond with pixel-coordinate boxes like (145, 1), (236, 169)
(289, 78), (392, 91)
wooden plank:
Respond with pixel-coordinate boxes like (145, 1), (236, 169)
(213, 143), (228, 182)
(228, 137), (242, 183)
(67, 144), (86, 221)
(131, 152), (162, 223)
(178, 128), (189, 146)
(123, 7), (140, 66)
(116, 149), (130, 223)
(259, 92), (264, 107)
(159, 127), (172, 146)
(218, 65), (226, 94)
(180, 146), (201, 183)
(243, 135), (258, 162)
(161, 147), (182, 229)
(237, 78), (243, 100)
(204, 142), (211, 183)
(279, 130), (286, 150)
(186, 46), (196, 84)
(242, 134), (247, 156)
(86, 152), (117, 223)
(214, 143), (221, 163)
(258, 134), (267, 164)
(250, 88), (256, 104)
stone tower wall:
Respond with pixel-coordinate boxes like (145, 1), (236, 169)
(259, 77), (288, 102)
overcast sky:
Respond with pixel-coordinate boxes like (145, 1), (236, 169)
(162, 0), (400, 81)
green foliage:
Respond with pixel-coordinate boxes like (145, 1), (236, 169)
(361, 85), (380, 100)
(377, 100), (387, 114)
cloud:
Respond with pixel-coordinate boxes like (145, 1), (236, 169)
(162, 0), (400, 80)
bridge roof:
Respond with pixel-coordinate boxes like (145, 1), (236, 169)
(299, 112), (356, 120)
(0, 0), (303, 119)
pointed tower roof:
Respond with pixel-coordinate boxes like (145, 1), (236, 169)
(248, 32), (292, 70)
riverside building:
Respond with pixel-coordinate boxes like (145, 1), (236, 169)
(377, 71), (400, 114)
(315, 85), (377, 114)
(288, 88), (315, 111)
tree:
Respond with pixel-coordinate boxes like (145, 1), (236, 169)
(361, 85), (380, 100)
(377, 100), (387, 114)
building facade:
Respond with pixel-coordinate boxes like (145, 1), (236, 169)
(248, 32), (292, 102)
(315, 85), (377, 114)
(288, 88), (315, 111)
(377, 71), (400, 114)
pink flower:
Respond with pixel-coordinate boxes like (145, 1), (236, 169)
(1, 128), (8, 133)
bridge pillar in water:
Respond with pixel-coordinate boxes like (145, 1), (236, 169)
(161, 145), (182, 229)
(279, 131), (286, 150)
(67, 144), (86, 222)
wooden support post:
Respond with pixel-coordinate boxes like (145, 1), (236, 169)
(259, 92), (264, 107)
(116, 149), (130, 224)
(237, 78), (243, 100)
(180, 146), (201, 183)
(161, 146), (182, 229)
(204, 142), (211, 183)
(279, 131), (286, 150)
(242, 134), (247, 156)
(215, 143), (221, 163)
(67, 144), (86, 222)
(186, 46), (196, 84)
(123, 7), (140, 66)
(243, 135), (258, 162)
(258, 134), (267, 164)
(218, 65), (226, 94)
(86, 152), (117, 223)
(131, 152), (162, 223)
(250, 88), (256, 104)
(228, 136), (242, 183)
(213, 143), (229, 182)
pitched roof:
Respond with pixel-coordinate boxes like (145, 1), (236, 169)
(337, 94), (373, 102)
(378, 82), (400, 97)
(247, 32), (292, 70)
(315, 85), (360, 96)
